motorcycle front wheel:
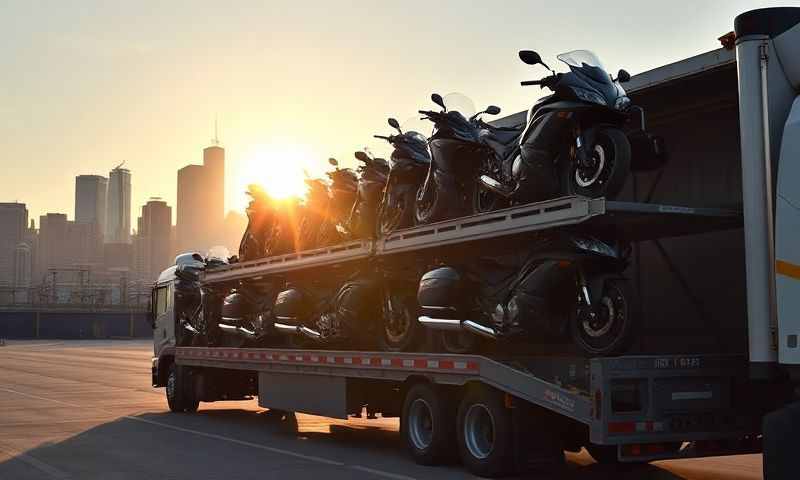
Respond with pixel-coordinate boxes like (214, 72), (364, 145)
(563, 128), (631, 199)
(571, 277), (637, 356)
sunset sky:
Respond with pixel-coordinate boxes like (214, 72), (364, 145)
(0, 0), (788, 225)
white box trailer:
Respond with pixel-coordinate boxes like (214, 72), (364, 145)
(150, 7), (800, 478)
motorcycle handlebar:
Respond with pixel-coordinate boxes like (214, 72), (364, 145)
(373, 135), (392, 141)
(520, 80), (542, 86)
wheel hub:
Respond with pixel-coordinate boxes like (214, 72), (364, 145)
(464, 404), (495, 460)
(408, 398), (434, 450)
(575, 144), (607, 187)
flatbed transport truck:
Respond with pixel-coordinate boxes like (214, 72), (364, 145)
(150, 8), (800, 478)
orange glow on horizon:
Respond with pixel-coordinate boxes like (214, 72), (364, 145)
(234, 143), (318, 210)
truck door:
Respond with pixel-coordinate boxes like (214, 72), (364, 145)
(152, 282), (175, 356)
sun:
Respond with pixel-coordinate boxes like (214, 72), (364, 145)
(235, 143), (317, 208)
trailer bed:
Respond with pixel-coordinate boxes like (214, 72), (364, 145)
(174, 345), (758, 459)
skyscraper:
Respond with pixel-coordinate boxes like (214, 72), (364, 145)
(0, 203), (28, 286)
(136, 198), (172, 280)
(75, 175), (107, 230)
(203, 144), (225, 222)
(176, 142), (225, 254)
(106, 165), (131, 243)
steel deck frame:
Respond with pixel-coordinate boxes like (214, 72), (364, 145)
(202, 196), (741, 284)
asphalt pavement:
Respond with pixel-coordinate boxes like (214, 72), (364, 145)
(0, 340), (764, 479)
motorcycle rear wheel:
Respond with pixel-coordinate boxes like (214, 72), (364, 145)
(379, 292), (420, 352)
(563, 128), (631, 199)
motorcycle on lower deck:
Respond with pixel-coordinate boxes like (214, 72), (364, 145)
(478, 49), (666, 209)
(416, 232), (637, 356)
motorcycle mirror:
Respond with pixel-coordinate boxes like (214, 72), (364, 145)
(431, 93), (446, 111)
(388, 117), (401, 132)
(616, 69), (631, 83)
(354, 151), (370, 163)
(328, 157), (338, 167)
(519, 50), (543, 66)
(485, 105), (501, 115)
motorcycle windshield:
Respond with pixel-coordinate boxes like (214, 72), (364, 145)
(397, 131), (431, 165)
(556, 50), (628, 108)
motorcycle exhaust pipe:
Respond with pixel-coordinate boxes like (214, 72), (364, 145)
(218, 323), (258, 338)
(298, 326), (322, 341)
(273, 322), (300, 335)
(418, 316), (462, 331)
(462, 320), (498, 339)
(479, 175), (514, 198)
(181, 322), (200, 335)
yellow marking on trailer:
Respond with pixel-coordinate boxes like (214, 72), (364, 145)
(776, 259), (800, 280)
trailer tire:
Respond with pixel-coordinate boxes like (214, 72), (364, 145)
(457, 387), (514, 477)
(585, 444), (619, 464)
(401, 383), (456, 465)
(166, 364), (184, 413)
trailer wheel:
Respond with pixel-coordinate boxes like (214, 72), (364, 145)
(401, 383), (455, 465)
(585, 444), (619, 464)
(457, 387), (514, 477)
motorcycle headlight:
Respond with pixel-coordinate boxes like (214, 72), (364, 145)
(614, 95), (631, 111)
(571, 237), (618, 257)
(570, 87), (607, 106)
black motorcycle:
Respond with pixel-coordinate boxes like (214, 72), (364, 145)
(271, 270), (381, 347)
(320, 158), (358, 243)
(373, 117), (431, 235)
(217, 282), (281, 347)
(478, 49), (665, 206)
(414, 93), (502, 224)
(238, 185), (276, 262)
(416, 232), (636, 356)
(348, 151), (389, 239)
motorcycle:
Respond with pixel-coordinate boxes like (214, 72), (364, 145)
(318, 158), (359, 244)
(373, 117), (431, 235)
(414, 93), (502, 224)
(297, 176), (335, 251)
(271, 270), (381, 347)
(478, 49), (666, 206)
(416, 232), (637, 356)
(239, 185), (274, 262)
(173, 252), (230, 347)
(348, 151), (389, 239)
(218, 281), (282, 347)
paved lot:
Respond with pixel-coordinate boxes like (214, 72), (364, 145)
(0, 340), (763, 479)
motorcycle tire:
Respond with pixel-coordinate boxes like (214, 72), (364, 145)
(379, 194), (413, 236)
(562, 127), (631, 199)
(414, 184), (446, 225)
(379, 292), (421, 352)
(571, 277), (637, 356)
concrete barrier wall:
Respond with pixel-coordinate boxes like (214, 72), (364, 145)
(0, 311), (152, 339)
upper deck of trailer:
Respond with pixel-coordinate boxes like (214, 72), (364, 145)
(201, 196), (741, 284)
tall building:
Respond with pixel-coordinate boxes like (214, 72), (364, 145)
(75, 175), (107, 230)
(106, 165), (131, 243)
(0, 203), (29, 286)
(176, 142), (225, 254)
(135, 198), (172, 281)
(37, 213), (68, 281)
(203, 145), (225, 222)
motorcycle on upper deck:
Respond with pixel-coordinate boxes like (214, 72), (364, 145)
(373, 117), (431, 235)
(414, 94), (503, 224)
(478, 49), (666, 208)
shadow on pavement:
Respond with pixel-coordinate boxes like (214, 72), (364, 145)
(0, 407), (692, 480)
